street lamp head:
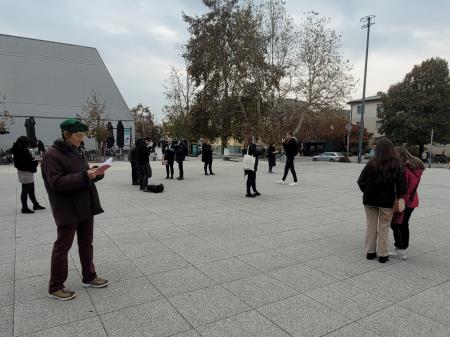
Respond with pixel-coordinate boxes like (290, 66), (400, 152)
(360, 15), (375, 29)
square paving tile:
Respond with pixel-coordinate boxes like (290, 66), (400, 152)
(14, 290), (96, 336)
(276, 243), (331, 262)
(87, 276), (162, 314)
(93, 259), (144, 283)
(0, 263), (14, 283)
(306, 281), (391, 320)
(133, 252), (191, 275)
(269, 263), (338, 293)
(22, 317), (107, 337)
(169, 285), (250, 327)
(197, 257), (260, 284)
(304, 255), (375, 280)
(258, 294), (351, 337)
(148, 266), (215, 297)
(0, 305), (13, 337)
(238, 250), (298, 271)
(358, 305), (450, 337)
(197, 310), (291, 337)
(222, 274), (298, 308)
(0, 281), (13, 307)
(101, 299), (191, 337)
(323, 322), (383, 337)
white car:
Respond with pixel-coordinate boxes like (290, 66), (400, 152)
(312, 152), (346, 162)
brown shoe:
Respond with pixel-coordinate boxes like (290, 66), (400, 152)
(48, 288), (76, 301)
(82, 277), (109, 288)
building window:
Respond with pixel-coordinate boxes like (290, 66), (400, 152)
(376, 103), (383, 114)
(356, 105), (362, 114)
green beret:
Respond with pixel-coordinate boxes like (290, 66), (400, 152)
(60, 119), (88, 132)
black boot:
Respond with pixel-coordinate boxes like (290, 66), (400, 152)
(33, 204), (46, 210)
(21, 208), (34, 214)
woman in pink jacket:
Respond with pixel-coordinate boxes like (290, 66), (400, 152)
(390, 147), (425, 260)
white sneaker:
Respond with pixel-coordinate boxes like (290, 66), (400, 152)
(390, 248), (407, 260)
(277, 180), (287, 185)
(289, 182), (299, 186)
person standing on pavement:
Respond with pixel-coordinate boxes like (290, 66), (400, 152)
(162, 139), (175, 179)
(174, 139), (188, 180)
(390, 147), (425, 260)
(41, 119), (108, 301)
(278, 131), (299, 186)
(243, 136), (261, 197)
(129, 142), (138, 185)
(267, 143), (276, 173)
(11, 136), (46, 214)
(357, 137), (406, 263)
(135, 137), (152, 190)
(202, 138), (214, 175)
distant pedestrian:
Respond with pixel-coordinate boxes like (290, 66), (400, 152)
(202, 138), (214, 175)
(243, 135), (260, 197)
(174, 139), (188, 180)
(421, 150), (427, 163)
(129, 142), (138, 185)
(390, 147), (425, 260)
(267, 143), (276, 173)
(357, 137), (406, 263)
(11, 136), (45, 214)
(37, 139), (46, 156)
(440, 150), (447, 164)
(41, 119), (108, 301)
(135, 137), (152, 190)
(278, 131), (298, 185)
(162, 139), (175, 179)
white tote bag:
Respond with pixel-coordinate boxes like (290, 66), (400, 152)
(243, 146), (256, 171)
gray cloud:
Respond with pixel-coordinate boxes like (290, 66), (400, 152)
(1, 0), (449, 119)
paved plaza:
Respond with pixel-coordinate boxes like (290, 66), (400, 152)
(1, 158), (450, 337)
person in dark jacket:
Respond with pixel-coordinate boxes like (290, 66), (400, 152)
(135, 137), (152, 190)
(267, 143), (276, 173)
(37, 139), (46, 156)
(243, 136), (260, 197)
(11, 136), (45, 213)
(41, 119), (108, 301)
(357, 137), (407, 263)
(278, 131), (298, 185)
(162, 139), (175, 179)
(201, 138), (214, 175)
(129, 142), (138, 185)
(174, 139), (187, 180)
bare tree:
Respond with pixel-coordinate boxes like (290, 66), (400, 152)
(82, 89), (108, 157)
(291, 12), (355, 135)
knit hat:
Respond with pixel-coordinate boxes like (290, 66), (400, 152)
(60, 119), (88, 133)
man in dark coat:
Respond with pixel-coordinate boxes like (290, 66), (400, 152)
(201, 138), (214, 175)
(41, 119), (108, 301)
(174, 139), (188, 180)
(278, 131), (299, 186)
(135, 137), (152, 190)
(129, 143), (138, 185)
(267, 143), (276, 173)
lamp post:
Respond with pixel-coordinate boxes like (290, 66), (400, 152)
(357, 15), (375, 163)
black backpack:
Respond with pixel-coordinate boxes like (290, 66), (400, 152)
(145, 184), (164, 193)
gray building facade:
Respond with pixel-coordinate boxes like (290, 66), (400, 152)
(0, 34), (134, 150)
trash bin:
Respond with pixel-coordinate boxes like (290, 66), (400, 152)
(191, 144), (198, 157)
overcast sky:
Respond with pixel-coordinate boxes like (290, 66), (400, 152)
(1, 0), (450, 121)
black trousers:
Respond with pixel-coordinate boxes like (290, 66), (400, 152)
(130, 162), (137, 184)
(204, 160), (213, 174)
(21, 183), (38, 209)
(137, 163), (151, 189)
(177, 161), (184, 178)
(246, 171), (257, 194)
(391, 207), (414, 249)
(166, 160), (174, 178)
(282, 156), (297, 182)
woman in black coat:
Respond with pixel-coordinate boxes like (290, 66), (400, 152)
(162, 139), (175, 179)
(11, 136), (45, 213)
(201, 138), (214, 175)
(267, 143), (276, 173)
(243, 136), (260, 197)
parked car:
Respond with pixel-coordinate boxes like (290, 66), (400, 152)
(312, 152), (346, 162)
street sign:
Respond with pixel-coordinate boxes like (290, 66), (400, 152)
(345, 123), (352, 132)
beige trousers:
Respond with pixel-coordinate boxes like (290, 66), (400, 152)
(364, 206), (394, 257)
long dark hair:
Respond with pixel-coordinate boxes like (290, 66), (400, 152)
(397, 147), (425, 171)
(11, 136), (30, 154)
(371, 137), (403, 183)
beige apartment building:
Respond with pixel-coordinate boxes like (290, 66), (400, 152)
(348, 92), (383, 137)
